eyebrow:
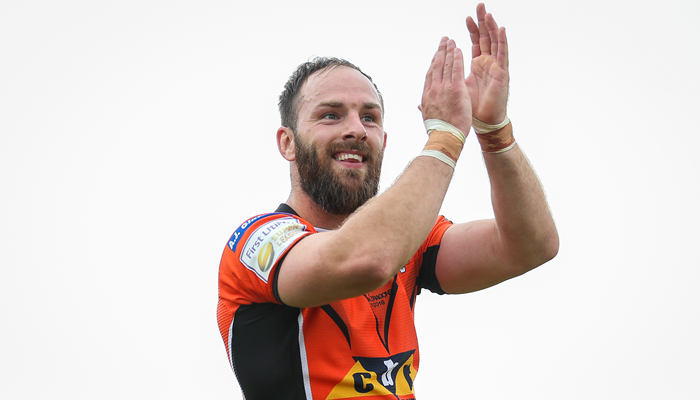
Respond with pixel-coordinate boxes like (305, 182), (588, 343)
(314, 101), (383, 113)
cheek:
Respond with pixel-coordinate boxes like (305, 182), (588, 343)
(370, 131), (386, 151)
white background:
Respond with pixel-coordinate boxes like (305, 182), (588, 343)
(2, 0), (699, 399)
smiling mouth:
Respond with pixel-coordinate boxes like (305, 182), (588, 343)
(334, 153), (364, 163)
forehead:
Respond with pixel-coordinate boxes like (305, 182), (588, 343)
(297, 66), (382, 114)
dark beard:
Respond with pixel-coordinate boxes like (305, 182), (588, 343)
(295, 136), (382, 215)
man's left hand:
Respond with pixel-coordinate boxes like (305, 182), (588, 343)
(466, 3), (509, 124)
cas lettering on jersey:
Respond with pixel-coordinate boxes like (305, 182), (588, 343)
(240, 216), (310, 282)
(327, 350), (417, 399)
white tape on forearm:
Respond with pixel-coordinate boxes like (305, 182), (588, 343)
(424, 119), (466, 143)
(418, 150), (456, 169)
(472, 116), (510, 134)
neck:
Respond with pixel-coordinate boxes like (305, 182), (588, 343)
(286, 189), (350, 230)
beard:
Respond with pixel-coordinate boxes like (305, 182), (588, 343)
(294, 135), (383, 215)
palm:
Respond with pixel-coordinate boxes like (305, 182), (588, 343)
(465, 4), (509, 124)
(467, 55), (508, 123)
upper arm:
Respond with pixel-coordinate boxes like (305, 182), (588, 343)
(434, 219), (536, 294)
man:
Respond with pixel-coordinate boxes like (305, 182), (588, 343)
(217, 4), (558, 399)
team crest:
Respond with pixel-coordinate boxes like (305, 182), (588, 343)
(327, 350), (416, 399)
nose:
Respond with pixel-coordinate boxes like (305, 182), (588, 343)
(343, 114), (367, 142)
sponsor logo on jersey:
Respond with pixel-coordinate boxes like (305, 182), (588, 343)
(364, 290), (391, 309)
(240, 216), (310, 282)
(257, 242), (275, 272)
(228, 213), (286, 252)
(327, 350), (416, 399)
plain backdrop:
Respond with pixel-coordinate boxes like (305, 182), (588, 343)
(1, 0), (699, 399)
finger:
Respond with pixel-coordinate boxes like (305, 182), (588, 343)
(424, 37), (447, 92)
(496, 27), (508, 70)
(432, 37), (449, 85)
(453, 47), (465, 82)
(476, 3), (490, 55)
(485, 13), (500, 58)
(444, 39), (456, 82)
(424, 54), (435, 92)
(466, 16), (480, 59)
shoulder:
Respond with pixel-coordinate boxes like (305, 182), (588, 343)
(423, 215), (454, 249)
(408, 215), (453, 294)
(226, 212), (316, 276)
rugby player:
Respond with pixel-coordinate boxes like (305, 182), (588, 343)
(217, 4), (558, 399)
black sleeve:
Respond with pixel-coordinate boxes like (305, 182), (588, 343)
(416, 245), (446, 295)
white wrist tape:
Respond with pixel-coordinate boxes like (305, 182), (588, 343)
(424, 119), (466, 143)
(419, 150), (457, 169)
(472, 116), (510, 134)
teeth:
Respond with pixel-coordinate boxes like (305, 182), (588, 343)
(335, 153), (363, 162)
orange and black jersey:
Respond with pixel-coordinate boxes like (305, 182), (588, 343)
(217, 204), (452, 400)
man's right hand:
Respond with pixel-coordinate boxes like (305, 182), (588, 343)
(420, 37), (473, 137)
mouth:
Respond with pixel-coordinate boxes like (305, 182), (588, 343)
(332, 150), (367, 170)
(329, 145), (370, 170)
(333, 152), (364, 163)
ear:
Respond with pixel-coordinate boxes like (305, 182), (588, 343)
(277, 127), (296, 161)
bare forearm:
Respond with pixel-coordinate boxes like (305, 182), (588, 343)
(334, 36), (470, 281)
(336, 156), (453, 276)
(484, 144), (559, 266)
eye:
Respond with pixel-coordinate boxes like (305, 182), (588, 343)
(322, 113), (339, 120)
(361, 115), (375, 123)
